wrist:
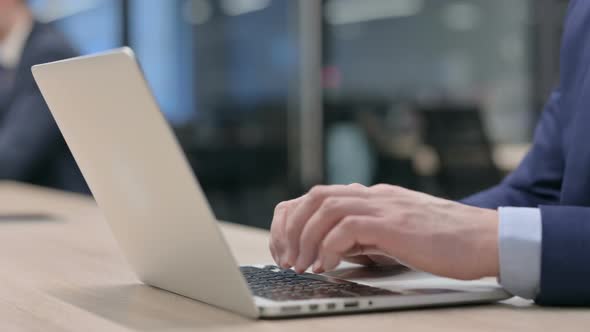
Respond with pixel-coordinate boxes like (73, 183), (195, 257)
(475, 209), (500, 278)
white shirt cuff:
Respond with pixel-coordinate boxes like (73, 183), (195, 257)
(498, 207), (542, 299)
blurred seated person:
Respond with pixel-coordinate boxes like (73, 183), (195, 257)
(0, 0), (87, 193)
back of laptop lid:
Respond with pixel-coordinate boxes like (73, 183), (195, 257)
(32, 48), (258, 318)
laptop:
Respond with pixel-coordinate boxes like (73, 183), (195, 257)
(31, 48), (511, 318)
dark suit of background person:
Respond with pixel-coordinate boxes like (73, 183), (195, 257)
(463, 0), (590, 305)
(0, 21), (88, 193)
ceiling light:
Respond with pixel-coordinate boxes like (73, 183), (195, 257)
(325, 0), (424, 25)
(221, 0), (271, 16)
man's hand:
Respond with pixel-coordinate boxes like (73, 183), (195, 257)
(269, 184), (499, 280)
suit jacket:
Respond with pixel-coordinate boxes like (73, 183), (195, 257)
(463, 0), (590, 305)
(0, 22), (87, 193)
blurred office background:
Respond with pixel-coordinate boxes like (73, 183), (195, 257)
(27, 0), (568, 228)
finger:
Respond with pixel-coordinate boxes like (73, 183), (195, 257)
(341, 248), (385, 266)
(343, 245), (382, 257)
(269, 198), (299, 267)
(283, 184), (368, 267)
(343, 255), (374, 266)
(269, 203), (286, 266)
(294, 197), (373, 273)
(316, 216), (382, 272)
(367, 254), (400, 266)
(269, 241), (279, 265)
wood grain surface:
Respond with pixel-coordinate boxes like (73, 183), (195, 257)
(0, 181), (587, 331)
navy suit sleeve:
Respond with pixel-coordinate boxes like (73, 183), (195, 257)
(462, 90), (564, 208)
(465, 0), (590, 306)
(0, 49), (69, 180)
(535, 205), (590, 305)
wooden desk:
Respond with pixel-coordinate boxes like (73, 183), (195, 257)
(0, 182), (587, 331)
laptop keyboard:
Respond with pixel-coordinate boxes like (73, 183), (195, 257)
(240, 265), (398, 301)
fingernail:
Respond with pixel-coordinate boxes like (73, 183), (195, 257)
(286, 252), (295, 267)
(280, 254), (291, 269)
(312, 260), (323, 273)
(297, 258), (312, 274)
(293, 261), (302, 274)
(324, 255), (340, 272)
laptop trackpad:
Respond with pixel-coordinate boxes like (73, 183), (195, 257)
(322, 262), (502, 294)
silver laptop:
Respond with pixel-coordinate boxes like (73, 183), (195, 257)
(31, 48), (510, 319)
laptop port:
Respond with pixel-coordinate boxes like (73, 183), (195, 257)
(326, 303), (336, 310)
(280, 305), (301, 314)
(309, 304), (319, 311)
(344, 301), (359, 309)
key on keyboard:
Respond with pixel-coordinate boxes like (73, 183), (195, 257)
(240, 265), (398, 301)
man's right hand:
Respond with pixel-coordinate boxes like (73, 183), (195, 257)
(269, 192), (400, 270)
(268, 183), (499, 280)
